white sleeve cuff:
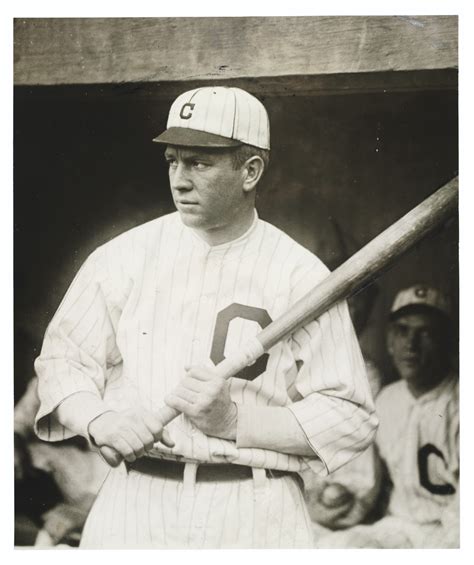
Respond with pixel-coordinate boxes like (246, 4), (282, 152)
(236, 404), (316, 456)
(55, 391), (114, 439)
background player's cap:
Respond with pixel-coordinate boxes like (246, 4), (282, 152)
(153, 86), (270, 150)
(390, 284), (452, 319)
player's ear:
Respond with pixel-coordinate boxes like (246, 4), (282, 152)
(242, 156), (264, 192)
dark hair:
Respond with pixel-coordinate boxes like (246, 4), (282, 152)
(230, 143), (270, 173)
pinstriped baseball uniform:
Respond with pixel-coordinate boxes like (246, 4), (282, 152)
(34, 210), (377, 547)
(318, 374), (459, 548)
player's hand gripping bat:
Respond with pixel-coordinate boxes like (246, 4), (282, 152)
(100, 176), (458, 466)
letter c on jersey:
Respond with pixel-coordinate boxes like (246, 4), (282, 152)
(180, 103), (195, 120)
(418, 443), (456, 496)
(210, 303), (272, 381)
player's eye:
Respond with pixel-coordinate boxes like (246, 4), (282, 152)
(418, 329), (433, 340)
(192, 160), (209, 170)
(394, 325), (409, 338)
(166, 158), (178, 169)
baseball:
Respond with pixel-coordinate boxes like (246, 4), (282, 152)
(320, 483), (354, 508)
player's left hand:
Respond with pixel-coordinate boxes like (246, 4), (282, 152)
(165, 365), (237, 440)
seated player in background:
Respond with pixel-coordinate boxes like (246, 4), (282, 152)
(314, 284), (459, 548)
(14, 376), (109, 546)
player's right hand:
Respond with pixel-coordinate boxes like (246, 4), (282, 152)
(87, 408), (175, 465)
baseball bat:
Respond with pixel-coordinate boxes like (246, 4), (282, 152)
(100, 176), (458, 466)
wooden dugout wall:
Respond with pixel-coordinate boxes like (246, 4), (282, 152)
(14, 16), (457, 92)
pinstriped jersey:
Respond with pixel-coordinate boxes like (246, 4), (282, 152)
(35, 211), (377, 475)
(376, 375), (459, 523)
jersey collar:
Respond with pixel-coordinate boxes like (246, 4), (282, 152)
(186, 209), (260, 254)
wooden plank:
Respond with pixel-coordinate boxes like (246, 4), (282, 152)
(14, 16), (458, 86)
(14, 69), (458, 101)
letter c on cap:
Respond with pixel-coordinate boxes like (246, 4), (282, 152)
(180, 103), (195, 120)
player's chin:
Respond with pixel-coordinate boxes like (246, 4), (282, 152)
(176, 208), (206, 227)
(398, 365), (422, 381)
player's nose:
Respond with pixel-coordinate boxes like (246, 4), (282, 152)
(170, 163), (193, 191)
(405, 328), (421, 350)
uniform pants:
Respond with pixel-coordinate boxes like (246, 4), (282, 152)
(80, 462), (314, 549)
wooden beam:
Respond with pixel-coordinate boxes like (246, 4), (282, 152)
(14, 69), (458, 101)
(14, 16), (458, 87)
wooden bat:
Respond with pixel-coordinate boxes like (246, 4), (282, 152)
(100, 176), (458, 466)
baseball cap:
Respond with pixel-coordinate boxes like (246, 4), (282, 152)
(153, 86), (270, 150)
(390, 285), (452, 319)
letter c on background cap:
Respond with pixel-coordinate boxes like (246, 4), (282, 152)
(180, 103), (195, 120)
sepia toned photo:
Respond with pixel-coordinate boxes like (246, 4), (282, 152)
(13, 15), (459, 549)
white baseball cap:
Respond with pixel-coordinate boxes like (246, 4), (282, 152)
(390, 284), (452, 319)
(153, 86), (270, 150)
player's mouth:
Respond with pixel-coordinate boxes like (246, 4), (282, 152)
(400, 355), (421, 366)
(176, 200), (199, 208)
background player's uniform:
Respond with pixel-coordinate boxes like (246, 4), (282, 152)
(317, 373), (459, 548)
(35, 211), (377, 548)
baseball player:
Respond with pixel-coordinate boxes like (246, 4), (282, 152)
(33, 86), (378, 549)
(316, 284), (459, 548)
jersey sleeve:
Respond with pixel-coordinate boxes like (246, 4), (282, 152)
(286, 257), (378, 475)
(34, 247), (122, 442)
(306, 368), (384, 527)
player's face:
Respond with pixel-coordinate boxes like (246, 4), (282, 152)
(387, 312), (448, 387)
(165, 146), (248, 234)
